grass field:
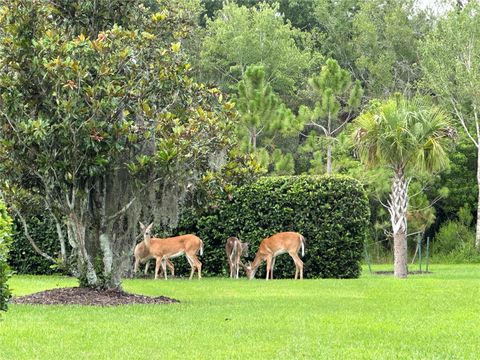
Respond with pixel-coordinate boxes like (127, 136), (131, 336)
(1, 264), (479, 359)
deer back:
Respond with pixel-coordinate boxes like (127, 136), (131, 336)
(149, 234), (202, 257)
(226, 237), (240, 258)
(258, 232), (303, 255)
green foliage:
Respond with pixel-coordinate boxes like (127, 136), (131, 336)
(8, 216), (64, 275)
(182, 175), (370, 278)
(421, 1), (480, 117)
(234, 65), (301, 173)
(299, 58), (362, 173)
(0, 199), (13, 314)
(434, 204), (480, 263)
(437, 138), (477, 219)
(353, 95), (453, 174)
(352, 0), (424, 98)
(0, 0), (241, 289)
(200, 2), (318, 108)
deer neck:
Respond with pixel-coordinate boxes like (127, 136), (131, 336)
(249, 252), (264, 276)
(144, 235), (152, 250)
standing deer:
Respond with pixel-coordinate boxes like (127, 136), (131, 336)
(243, 232), (305, 280)
(134, 240), (175, 278)
(139, 222), (203, 280)
(225, 237), (249, 279)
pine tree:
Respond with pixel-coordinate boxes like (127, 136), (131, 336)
(235, 65), (300, 174)
(300, 58), (363, 174)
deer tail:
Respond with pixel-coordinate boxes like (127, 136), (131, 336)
(301, 235), (305, 257)
(200, 240), (204, 256)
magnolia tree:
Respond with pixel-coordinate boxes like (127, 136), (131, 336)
(0, 0), (238, 290)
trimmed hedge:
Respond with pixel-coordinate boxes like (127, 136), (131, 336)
(178, 175), (370, 278)
(0, 200), (13, 313)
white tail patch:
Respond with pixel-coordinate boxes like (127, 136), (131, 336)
(200, 240), (204, 256)
(301, 236), (305, 257)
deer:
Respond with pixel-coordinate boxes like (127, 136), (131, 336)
(134, 240), (175, 278)
(243, 232), (305, 280)
(225, 236), (249, 279)
(139, 222), (203, 280)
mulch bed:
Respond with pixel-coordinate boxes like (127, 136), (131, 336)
(11, 287), (180, 306)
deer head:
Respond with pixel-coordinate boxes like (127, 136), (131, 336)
(139, 222), (154, 244)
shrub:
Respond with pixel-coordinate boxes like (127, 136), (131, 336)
(433, 204), (480, 263)
(178, 175), (370, 278)
(0, 200), (13, 314)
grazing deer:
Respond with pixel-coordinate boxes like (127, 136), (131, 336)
(139, 222), (203, 280)
(225, 237), (249, 279)
(134, 240), (175, 278)
(243, 232), (305, 280)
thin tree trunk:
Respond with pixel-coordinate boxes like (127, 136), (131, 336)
(476, 143), (480, 249)
(326, 143), (332, 174)
(389, 168), (408, 278)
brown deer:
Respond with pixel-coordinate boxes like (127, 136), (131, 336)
(243, 232), (305, 280)
(225, 237), (249, 279)
(139, 222), (203, 280)
(134, 240), (175, 278)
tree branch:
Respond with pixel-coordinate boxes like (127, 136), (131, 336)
(11, 205), (57, 263)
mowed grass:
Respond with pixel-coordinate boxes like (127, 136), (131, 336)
(1, 264), (480, 359)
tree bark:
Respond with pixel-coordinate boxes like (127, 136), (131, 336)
(389, 168), (408, 278)
(326, 143), (332, 174)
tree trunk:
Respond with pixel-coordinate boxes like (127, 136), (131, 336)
(476, 143), (480, 249)
(389, 168), (408, 278)
(326, 143), (332, 174)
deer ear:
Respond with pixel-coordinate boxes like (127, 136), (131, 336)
(139, 222), (145, 231)
(146, 223), (154, 232)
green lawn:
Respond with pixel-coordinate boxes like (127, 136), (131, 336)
(1, 264), (479, 359)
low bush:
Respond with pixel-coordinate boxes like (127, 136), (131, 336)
(433, 204), (480, 263)
(177, 175), (370, 278)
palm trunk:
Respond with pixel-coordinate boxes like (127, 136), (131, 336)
(389, 168), (408, 278)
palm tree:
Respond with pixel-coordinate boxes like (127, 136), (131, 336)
(352, 96), (454, 278)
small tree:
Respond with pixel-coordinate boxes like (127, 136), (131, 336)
(235, 65), (301, 174)
(352, 96), (453, 278)
(300, 58), (362, 174)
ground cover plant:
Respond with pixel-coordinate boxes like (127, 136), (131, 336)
(2, 265), (480, 359)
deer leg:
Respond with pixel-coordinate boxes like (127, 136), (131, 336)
(290, 252), (304, 280)
(144, 260), (150, 276)
(186, 255), (196, 280)
(134, 257), (140, 275)
(161, 258), (168, 280)
(265, 256), (272, 281)
(167, 259), (175, 278)
(229, 259), (234, 278)
(271, 257), (276, 280)
(195, 257), (202, 280)
(235, 253), (240, 279)
(230, 253), (236, 278)
(154, 257), (162, 280)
